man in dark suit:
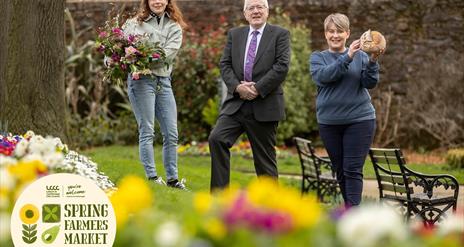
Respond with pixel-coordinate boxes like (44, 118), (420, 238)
(208, 0), (290, 190)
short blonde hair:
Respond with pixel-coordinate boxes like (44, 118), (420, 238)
(324, 13), (350, 32)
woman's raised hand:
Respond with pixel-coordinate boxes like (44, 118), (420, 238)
(348, 39), (361, 58)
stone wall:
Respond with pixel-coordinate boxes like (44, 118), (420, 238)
(67, 0), (464, 147)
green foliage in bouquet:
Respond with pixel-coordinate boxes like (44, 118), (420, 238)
(95, 15), (167, 85)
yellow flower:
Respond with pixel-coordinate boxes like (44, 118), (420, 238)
(204, 218), (226, 240)
(193, 192), (213, 214)
(19, 204), (39, 224)
(110, 175), (153, 227)
(8, 160), (47, 183)
(246, 177), (322, 230)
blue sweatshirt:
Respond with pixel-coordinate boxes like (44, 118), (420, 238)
(309, 49), (379, 125)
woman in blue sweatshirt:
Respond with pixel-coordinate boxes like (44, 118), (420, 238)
(309, 13), (383, 207)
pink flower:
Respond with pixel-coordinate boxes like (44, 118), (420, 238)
(131, 72), (140, 80)
(120, 63), (127, 71)
(98, 31), (108, 38)
(125, 46), (139, 56)
(152, 53), (161, 59)
(112, 28), (124, 37)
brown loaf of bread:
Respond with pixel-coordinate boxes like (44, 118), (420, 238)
(360, 30), (386, 53)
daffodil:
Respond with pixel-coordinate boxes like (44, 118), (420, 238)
(193, 191), (213, 214)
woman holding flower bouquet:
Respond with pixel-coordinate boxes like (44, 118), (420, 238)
(121, 0), (188, 189)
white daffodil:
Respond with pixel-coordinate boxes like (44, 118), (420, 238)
(13, 139), (29, 157)
(338, 204), (408, 247)
(154, 221), (183, 247)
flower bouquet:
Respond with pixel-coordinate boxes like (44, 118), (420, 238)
(95, 15), (166, 84)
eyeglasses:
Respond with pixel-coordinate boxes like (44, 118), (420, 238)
(245, 5), (267, 11)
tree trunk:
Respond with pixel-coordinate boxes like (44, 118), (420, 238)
(0, 0), (67, 140)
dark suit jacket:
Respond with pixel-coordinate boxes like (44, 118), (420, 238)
(219, 24), (290, 122)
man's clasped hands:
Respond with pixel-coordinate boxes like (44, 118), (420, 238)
(236, 81), (259, 101)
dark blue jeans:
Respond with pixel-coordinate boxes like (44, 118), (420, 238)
(318, 119), (376, 206)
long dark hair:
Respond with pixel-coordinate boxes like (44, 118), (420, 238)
(136, 0), (187, 29)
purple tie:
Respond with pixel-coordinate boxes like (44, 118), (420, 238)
(244, 30), (259, 82)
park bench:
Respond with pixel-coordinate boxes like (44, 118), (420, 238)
(293, 137), (340, 203)
(369, 148), (459, 225)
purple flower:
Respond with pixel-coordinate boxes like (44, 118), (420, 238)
(128, 34), (136, 43)
(97, 45), (106, 53)
(120, 63), (127, 71)
(111, 53), (121, 63)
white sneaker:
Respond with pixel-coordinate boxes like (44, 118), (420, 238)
(148, 176), (166, 185)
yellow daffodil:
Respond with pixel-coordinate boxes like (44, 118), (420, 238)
(110, 175), (153, 227)
(19, 204), (39, 224)
(8, 160), (47, 183)
(193, 192), (213, 214)
(204, 217), (226, 240)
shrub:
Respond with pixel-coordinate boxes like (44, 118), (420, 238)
(446, 148), (464, 169)
(269, 10), (317, 144)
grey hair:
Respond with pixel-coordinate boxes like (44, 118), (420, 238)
(243, 0), (269, 11)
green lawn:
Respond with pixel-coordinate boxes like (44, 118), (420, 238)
(83, 145), (463, 193)
(82, 145), (300, 214)
(81, 144), (463, 219)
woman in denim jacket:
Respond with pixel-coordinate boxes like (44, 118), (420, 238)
(123, 0), (187, 189)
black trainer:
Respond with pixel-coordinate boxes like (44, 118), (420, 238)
(167, 178), (188, 191)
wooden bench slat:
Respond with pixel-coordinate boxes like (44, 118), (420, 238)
(371, 156), (403, 164)
(380, 183), (411, 194)
(378, 174), (409, 184)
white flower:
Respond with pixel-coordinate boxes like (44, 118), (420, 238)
(0, 155), (18, 167)
(338, 204), (408, 247)
(14, 139), (29, 157)
(41, 153), (64, 168)
(21, 153), (43, 163)
(438, 213), (464, 236)
(0, 167), (15, 191)
(154, 221), (182, 247)
(24, 130), (35, 138)
(0, 212), (10, 242)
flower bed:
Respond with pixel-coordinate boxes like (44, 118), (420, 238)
(178, 141), (294, 159)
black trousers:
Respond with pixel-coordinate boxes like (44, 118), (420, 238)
(318, 119), (376, 206)
(208, 102), (279, 191)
